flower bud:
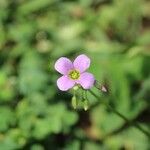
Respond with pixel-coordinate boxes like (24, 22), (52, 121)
(71, 96), (78, 109)
(73, 85), (79, 91)
(83, 99), (89, 111)
(101, 85), (107, 92)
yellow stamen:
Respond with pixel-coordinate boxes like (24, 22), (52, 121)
(68, 70), (80, 80)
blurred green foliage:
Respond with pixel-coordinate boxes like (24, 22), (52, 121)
(0, 0), (150, 149)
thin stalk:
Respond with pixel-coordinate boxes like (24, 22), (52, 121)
(89, 89), (150, 138)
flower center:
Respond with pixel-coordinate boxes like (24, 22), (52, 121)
(68, 70), (80, 80)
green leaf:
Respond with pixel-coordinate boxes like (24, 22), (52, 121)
(0, 107), (15, 132)
(18, 0), (56, 15)
(18, 51), (48, 95)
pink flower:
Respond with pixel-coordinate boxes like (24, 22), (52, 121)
(55, 54), (95, 91)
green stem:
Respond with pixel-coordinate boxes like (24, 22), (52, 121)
(89, 89), (150, 138)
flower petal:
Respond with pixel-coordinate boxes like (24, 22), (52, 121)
(76, 72), (95, 89)
(57, 76), (75, 91)
(73, 54), (90, 73)
(55, 57), (73, 75)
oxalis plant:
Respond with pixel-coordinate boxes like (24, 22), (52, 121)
(55, 54), (150, 138)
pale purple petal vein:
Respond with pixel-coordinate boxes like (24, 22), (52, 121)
(76, 72), (95, 89)
(57, 75), (75, 91)
(55, 57), (73, 75)
(73, 54), (90, 73)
